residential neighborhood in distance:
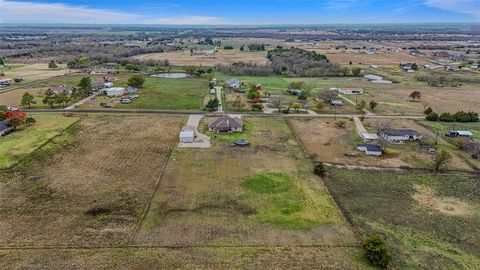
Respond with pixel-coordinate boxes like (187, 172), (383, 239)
(0, 0), (480, 269)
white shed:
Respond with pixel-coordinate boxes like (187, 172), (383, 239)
(179, 126), (196, 143)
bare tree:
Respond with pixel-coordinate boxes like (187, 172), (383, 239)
(271, 97), (283, 112)
(433, 150), (451, 172)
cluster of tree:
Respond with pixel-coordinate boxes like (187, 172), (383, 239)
(216, 62), (273, 76)
(240, 44), (266, 51)
(67, 56), (92, 69)
(127, 75), (146, 89)
(425, 107), (479, 123)
(223, 46), (234, 50)
(183, 65), (214, 76)
(0, 108), (35, 130)
(287, 81), (312, 100)
(415, 75), (462, 87)
(205, 97), (220, 111)
(41, 77), (94, 108)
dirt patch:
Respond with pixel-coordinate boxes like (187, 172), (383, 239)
(412, 185), (474, 216)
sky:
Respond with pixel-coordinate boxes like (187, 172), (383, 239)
(1, 0), (480, 25)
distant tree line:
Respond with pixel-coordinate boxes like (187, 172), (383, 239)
(217, 47), (357, 77)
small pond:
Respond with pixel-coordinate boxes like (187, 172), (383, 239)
(150, 72), (188, 79)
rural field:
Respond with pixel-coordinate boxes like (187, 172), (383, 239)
(0, 114), (79, 168)
(1, 63), (68, 83)
(0, 114), (373, 269)
(323, 169), (480, 269)
(0, 114), (182, 247)
(117, 77), (209, 110)
(131, 50), (269, 66)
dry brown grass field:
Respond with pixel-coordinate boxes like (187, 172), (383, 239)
(131, 50), (268, 66)
(3, 63), (68, 81)
(0, 115), (372, 269)
(0, 114), (182, 247)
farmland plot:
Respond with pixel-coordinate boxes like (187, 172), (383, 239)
(0, 114), (182, 246)
(131, 117), (368, 267)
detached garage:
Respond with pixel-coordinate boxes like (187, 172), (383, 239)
(179, 126), (196, 143)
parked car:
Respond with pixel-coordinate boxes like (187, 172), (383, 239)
(129, 95), (139, 99)
(121, 98), (132, 104)
(100, 102), (112, 108)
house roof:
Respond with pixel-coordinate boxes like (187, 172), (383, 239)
(49, 85), (72, 93)
(208, 116), (243, 130)
(382, 129), (420, 137)
(358, 144), (383, 152)
(226, 79), (242, 87)
(0, 121), (11, 131)
(450, 130), (473, 136)
(362, 133), (379, 140)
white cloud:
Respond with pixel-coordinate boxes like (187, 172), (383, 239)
(0, 0), (226, 24)
(425, 0), (480, 17)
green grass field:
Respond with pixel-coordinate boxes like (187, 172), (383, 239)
(0, 114), (79, 168)
(324, 169), (480, 269)
(118, 77), (209, 110)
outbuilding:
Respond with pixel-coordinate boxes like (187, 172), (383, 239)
(357, 144), (383, 156)
(338, 88), (364, 95)
(179, 125), (196, 143)
(445, 130), (473, 138)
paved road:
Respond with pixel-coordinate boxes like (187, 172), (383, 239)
(24, 108), (426, 120)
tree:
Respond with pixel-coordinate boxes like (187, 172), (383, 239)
(78, 77), (93, 97)
(25, 116), (36, 126)
(125, 64), (140, 72)
(351, 67), (362, 76)
(205, 98), (220, 112)
(183, 65), (197, 75)
(271, 98), (283, 112)
(127, 75), (146, 89)
(369, 100), (378, 112)
(20, 92), (36, 109)
(426, 112), (439, 121)
(48, 60), (58, 69)
(5, 110), (27, 130)
(409, 91), (422, 102)
(314, 163), (326, 177)
(424, 106), (433, 115)
(0, 58), (4, 66)
(411, 62), (418, 70)
(292, 103), (301, 113)
(315, 101), (325, 112)
(356, 100), (367, 113)
(232, 95), (245, 112)
(42, 89), (56, 108)
(362, 235), (391, 268)
(433, 149), (451, 172)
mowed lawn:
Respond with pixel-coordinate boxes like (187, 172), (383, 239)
(324, 169), (480, 269)
(0, 114), (79, 168)
(118, 77), (209, 110)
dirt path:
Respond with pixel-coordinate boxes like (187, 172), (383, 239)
(65, 93), (99, 110)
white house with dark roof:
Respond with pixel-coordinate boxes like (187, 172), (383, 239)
(380, 129), (422, 143)
(357, 144), (383, 156)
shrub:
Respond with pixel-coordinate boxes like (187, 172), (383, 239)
(424, 106), (433, 115)
(362, 235), (391, 268)
(426, 112), (439, 121)
(335, 121), (346, 129)
(439, 112), (454, 122)
(314, 163), (326, 177)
